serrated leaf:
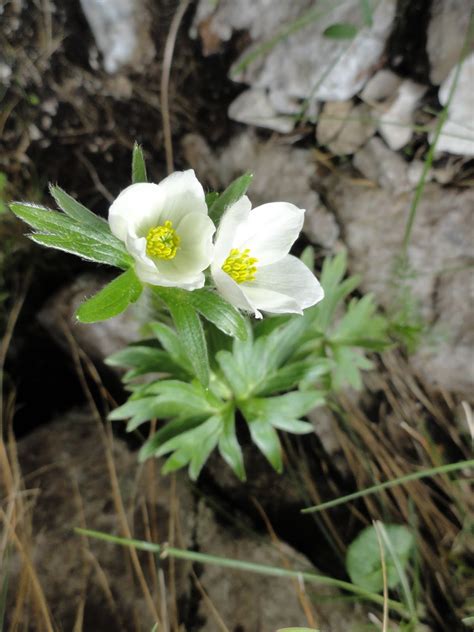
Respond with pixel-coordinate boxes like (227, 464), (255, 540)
(186, 288), (248, 340)
(209, 172), (253, 225)
(139, 415), (207, 461)
(255, 360), (321, 396)
(218, 406), (245, 481)
(245, 417), (282, 473)
(346, 524), (415, 592)
(30, 232), (132, 268)
(76, 268), (142, 323)
(107, 345), (187, 381)
(49, 185), (110, 234)
(132, 142), (148, 183)
(323, 23), (358, 39)
(154, 288), (210, 386)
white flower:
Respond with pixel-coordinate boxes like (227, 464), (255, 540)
(109, 170), (215, 290)
(211, 196), (324, 318)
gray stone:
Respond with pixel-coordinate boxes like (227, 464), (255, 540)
(325, 176), (474, 393)
(427, 0), (473, 85)
(38, 274), (142, 362)
(182, 131), (340, 248)
(360, 68), (402, 103)
(80, 0), (155, 73)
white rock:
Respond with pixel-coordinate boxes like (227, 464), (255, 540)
(228, 88), (295, 133)
(360, 68), (402, 103)
(326, 103), (377, 155)
(427, 0), (474, 85)
(434, 52), (474, 156)
(196, 0), (396, 130)
(353, 137), (413, 194)
(317, 101), (352, 146)
(80, 0), (155, 74)
(377, 80), (426, 151)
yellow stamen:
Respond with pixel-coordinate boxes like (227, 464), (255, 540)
(146, 220), (180, 260)
(222, 248), (258, 284)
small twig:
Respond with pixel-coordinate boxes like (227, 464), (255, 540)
(160, 0), (191, 174)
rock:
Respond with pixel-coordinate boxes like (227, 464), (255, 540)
(37, 274), (141, 362)
(6, 408), (368, 631)
(353, 137), (413, 194)
(317, 101), (353, 147)
(433, 52), (474, 157)
(194, 0), (397, 129)
(5, 409), (193, 631)
(323, 103), (377, 155)
(427, 0), (474, 85)
(325, 175), (474, 393)
(377, 79), (426, 150)
(80, 0), (155, 74)
(195, 501), (368, 632)
(182, 131), (340, 248)
(228, 88), (296, 133)
(360, 68), (402, 103)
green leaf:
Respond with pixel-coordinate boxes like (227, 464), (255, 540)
(209, 172), (253, 225)
(323, 23), (358, 39)
(300, 245), (315, 271)
(244, 391), (324, 425)
(138, 415), (207, 461)
(255, 360), (328, 397)
(205, 191), (219, 209)
(218, 406), (246, 481)
(154, 288), (210, 386)
(245, 417), (282, 473)
(156, 415), (222, 479)
(186, 288), (248, 340)
(216, 350), (250, 398)
(132, 142), (148, 184)
(49, 185), (110, 234)
(107, 345), (188, 381)
(147, 322), (190, 371)
(346, 524), (415, 593)
(30, 232), (132, 268)
(76, 268), (142, 323)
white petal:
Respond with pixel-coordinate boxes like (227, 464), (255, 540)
(134, 257), (205, 290)
(108, 170), (207, 242)
(234, 202), (304, 265)
(155, 169), (208, 227)
(109, 182), (164, 242)
(173, 212), (215, 274)
(213, 195), (252, 265)
(241, 255), (324, 315)
(212, 267), (259, 316)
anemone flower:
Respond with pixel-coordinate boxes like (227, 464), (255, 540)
(211, 196), (324, 318)
(109, 170), (215, 290)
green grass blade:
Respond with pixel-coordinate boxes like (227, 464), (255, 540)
(74, 528), (410, 618)
(302, 459), (474, 514)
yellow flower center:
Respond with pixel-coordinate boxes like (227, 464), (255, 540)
(146, 220), (180, 260)
(222, 248), (258, 284)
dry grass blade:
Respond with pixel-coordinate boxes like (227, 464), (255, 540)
(373, 521), (389, 632)
(161, 0), (192, 175)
